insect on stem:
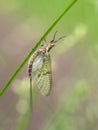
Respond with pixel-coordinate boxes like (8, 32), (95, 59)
(28, 32), (66, 99)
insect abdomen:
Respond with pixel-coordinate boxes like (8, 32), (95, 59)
(28, 51), (40, 78)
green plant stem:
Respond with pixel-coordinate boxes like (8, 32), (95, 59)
(0, 0), (78, 96)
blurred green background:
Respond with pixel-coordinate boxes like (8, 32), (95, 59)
(0, 0), (98, 130)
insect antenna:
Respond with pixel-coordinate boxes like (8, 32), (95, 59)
(51, 31), (65, 43)
(53, 35), (65, 43)
(53, 31), (58, 41)
(50, 31), (58, 43)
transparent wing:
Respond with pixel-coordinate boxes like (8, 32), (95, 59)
(32, 53), (52, 96)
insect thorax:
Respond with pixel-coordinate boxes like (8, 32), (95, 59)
(28, 41), (55, 78)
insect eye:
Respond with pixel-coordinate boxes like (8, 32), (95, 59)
(42, 50), (46, 54)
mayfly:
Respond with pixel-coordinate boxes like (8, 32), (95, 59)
(28, 31), (65, 109)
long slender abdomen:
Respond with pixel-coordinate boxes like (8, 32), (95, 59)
(28, 50), (40, 78)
